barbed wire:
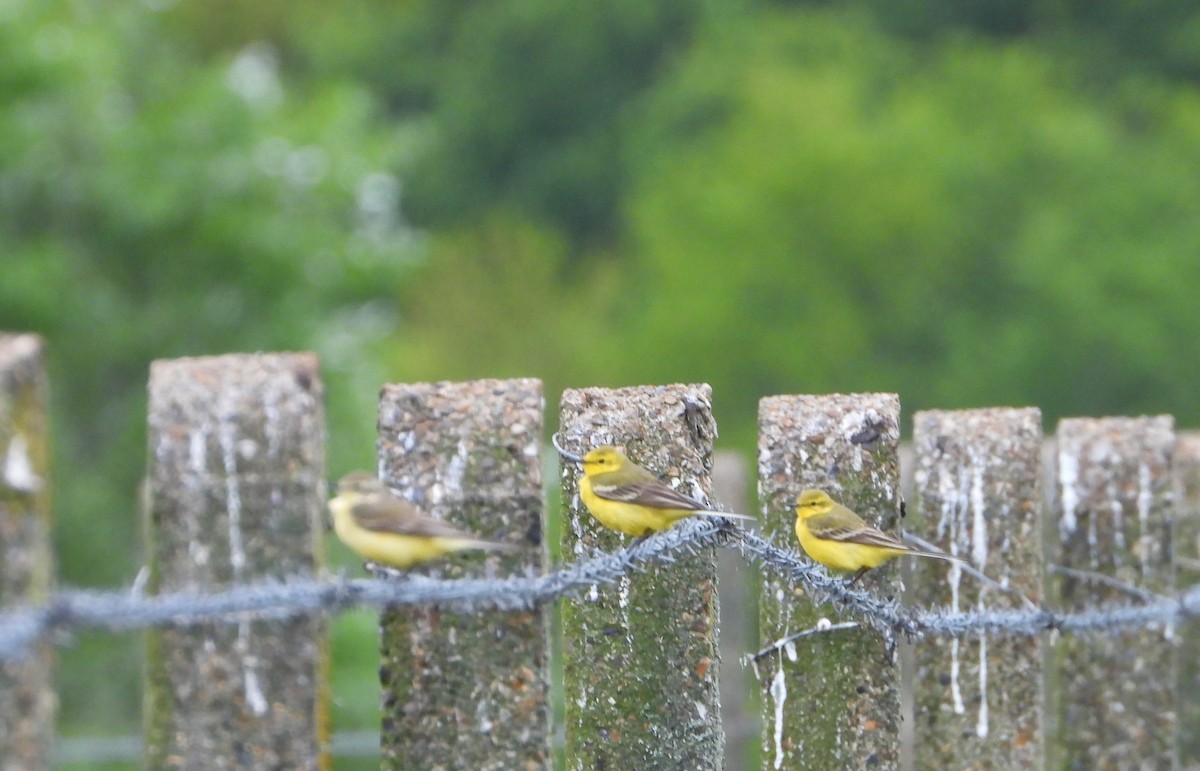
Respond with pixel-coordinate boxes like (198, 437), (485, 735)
(0, 516), (1196, 662)
(0, 518), (727, 660)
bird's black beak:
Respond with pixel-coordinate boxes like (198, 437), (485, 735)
(551, 432), (585, 463)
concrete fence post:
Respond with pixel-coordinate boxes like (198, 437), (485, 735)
(0, 334), (54, 771)
(144, 353), (328, 770)
(558, 384), (725, 770)
(757, 392), (902, 770)
(375, 379), (548, 771)
(910, 407), (1045, 767)
(1047, 416), (1175, 769)
(1171, 431), (1200, 767)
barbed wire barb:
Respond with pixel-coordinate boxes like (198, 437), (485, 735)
(747, 619), (859, 664)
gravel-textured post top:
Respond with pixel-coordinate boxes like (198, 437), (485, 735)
(0, 333), (54, 771)
(376, 378), (548, 771)
(559, 383), (725, 771)
(144, 352), (327, 771)
(757, 392), (902, 770)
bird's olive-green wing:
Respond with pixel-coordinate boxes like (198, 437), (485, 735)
(590, 479), (710, 511)
(353, 495), (482, 540)
(805, 511), (909, 550)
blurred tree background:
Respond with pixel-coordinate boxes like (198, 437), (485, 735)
(3, 0), (1200, 765)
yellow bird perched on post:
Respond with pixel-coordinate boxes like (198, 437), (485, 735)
(794, 489), (963, 584)
(553, 434), (755, 538)
(328, 471), (515, 569)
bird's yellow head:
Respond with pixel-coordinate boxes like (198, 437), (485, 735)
(795, 489), (835, 521)
(337, 471), (385, 496)
(581, 446), (627, 474)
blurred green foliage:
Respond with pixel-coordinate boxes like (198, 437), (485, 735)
(616, 10), (1200, 445)
(4, 0), (1200, 763)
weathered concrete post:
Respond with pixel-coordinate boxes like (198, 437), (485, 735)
(911, 407), (1045, 767)
(757, 392), (902, 770)
(1047, 416), (1175, 769)
(558, 384), (724, 770)
(0, 334), (54, 771)
(1172, 431), (1200, 767)
(144, 353), (328, 770)
(376, 379), (548, 771)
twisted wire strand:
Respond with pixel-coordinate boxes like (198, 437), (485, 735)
(0, 517), (1195, 662)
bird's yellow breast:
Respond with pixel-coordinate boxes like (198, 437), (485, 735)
(331, 505), (452, 568)
(795, 518), (902, 572)
(579, 477), (683, 536)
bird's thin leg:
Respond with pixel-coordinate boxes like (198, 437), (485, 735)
(845, 567), (869, 587)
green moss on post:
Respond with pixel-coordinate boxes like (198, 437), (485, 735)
(1047, 416), (1175, 769)
(144, 353), (328, 771)
(559, 384), (724, 771)
(911, 408), (1045, 767)
(0, 334), (53, 770)
(757, 392), (902, 770)
(376, 379), (548, 771)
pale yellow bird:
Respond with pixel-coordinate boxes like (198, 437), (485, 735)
(553, 435), (754, 538)
(794, 488), (963, 584)
(328, 471), (514, 568)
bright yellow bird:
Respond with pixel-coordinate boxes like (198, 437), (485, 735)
(553, 434), (754, 538)
(794, 489), (963, 584)
(329, 471), (514, 569)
